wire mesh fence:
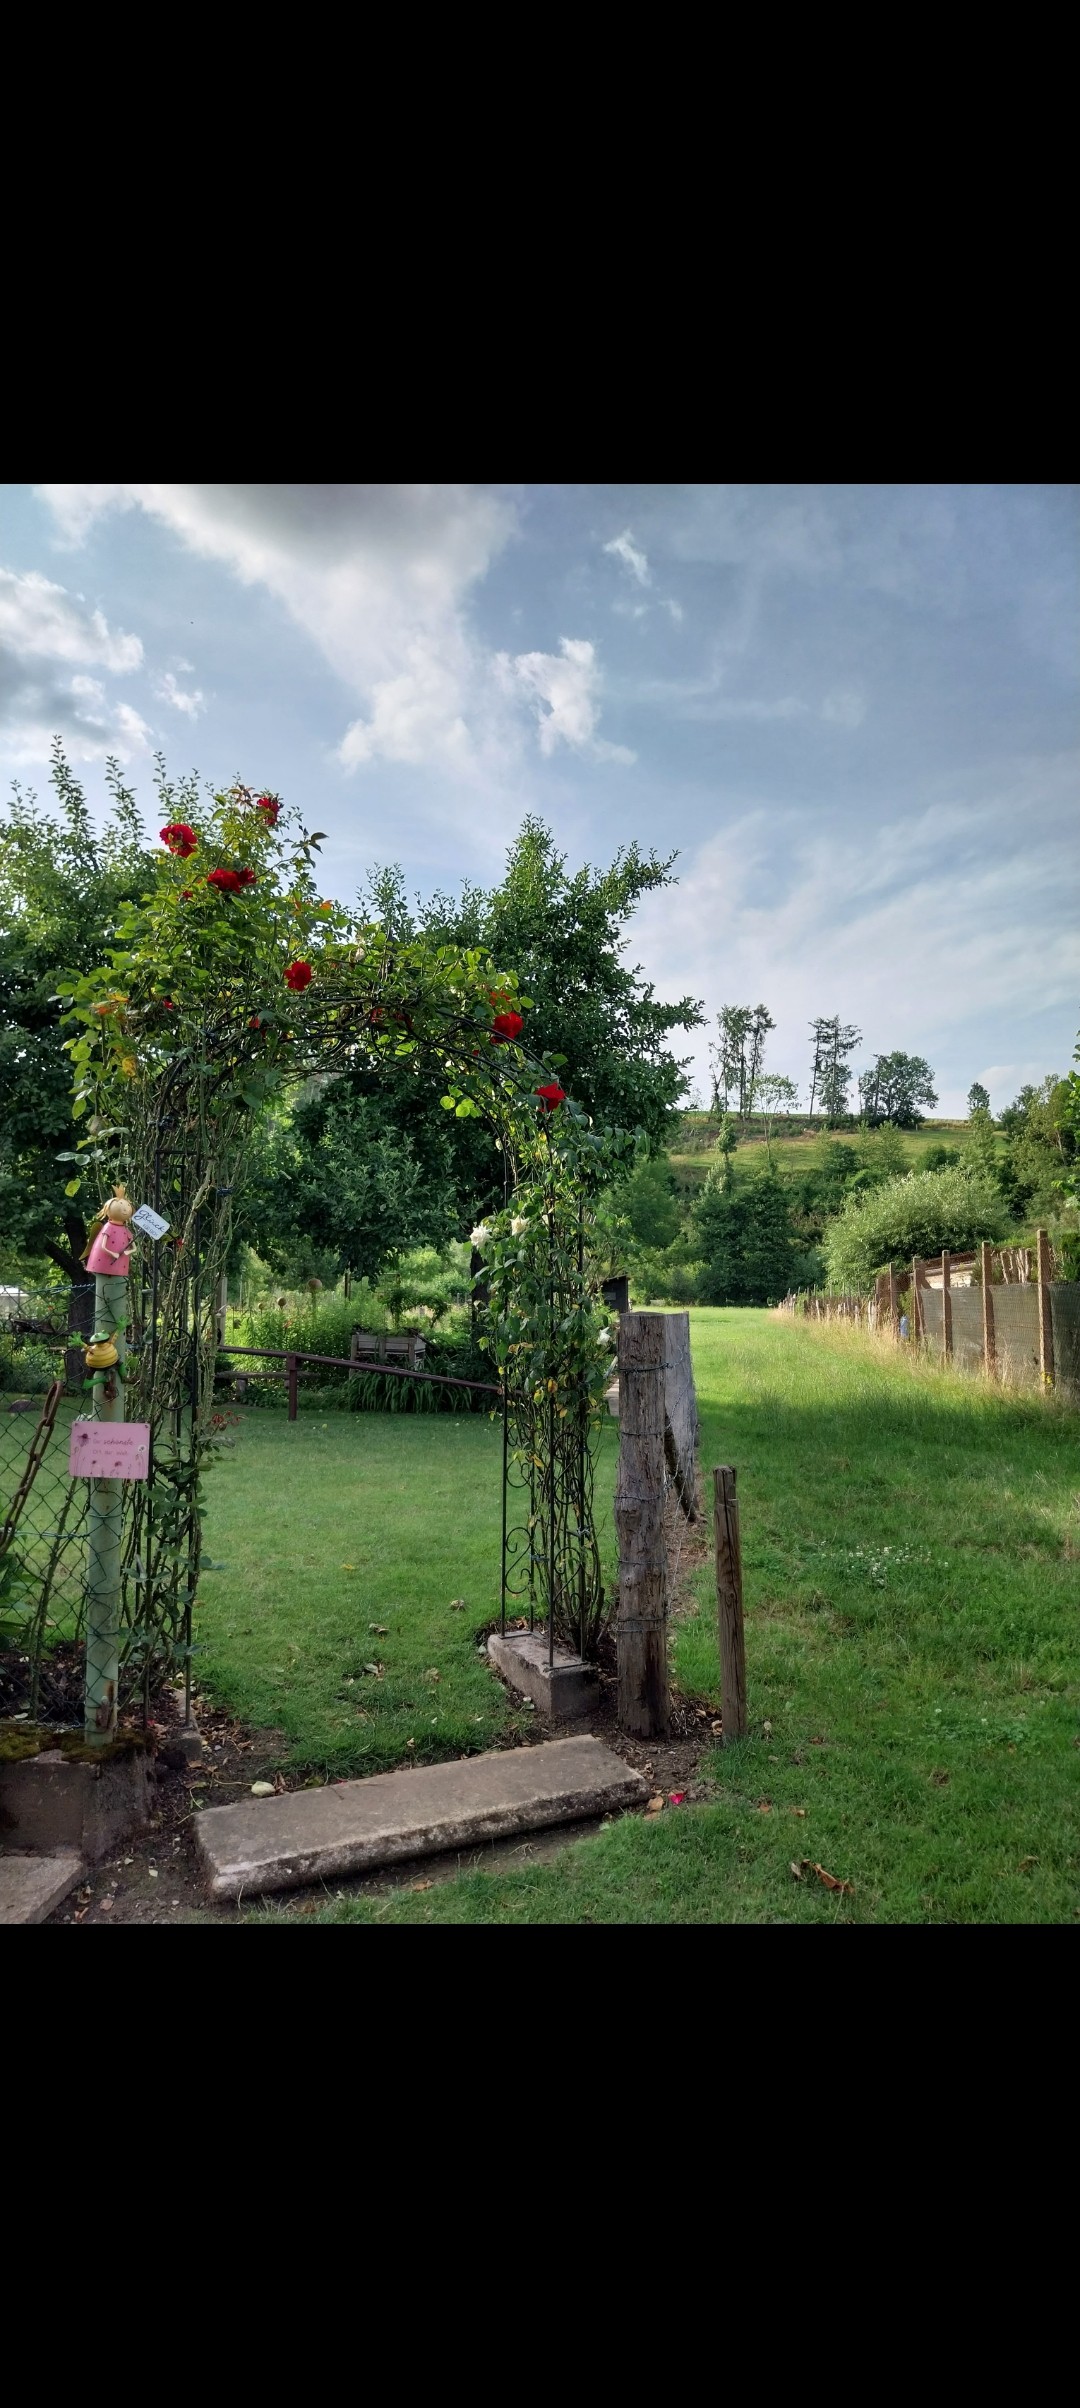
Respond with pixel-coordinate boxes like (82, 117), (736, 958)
(0, 1385), (91, 1719)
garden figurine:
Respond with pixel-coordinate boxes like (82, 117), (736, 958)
(83, 1185), (135, 1276)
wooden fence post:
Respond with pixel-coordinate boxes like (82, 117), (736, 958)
(713, 1467), (747, 1741)
(911, 1258), (921, 1342)
(615, 1312), (669, 1737)
(287, 1351), (298, 1421)
(888, 1263), (899, 1335)
(981, 1241), (996, 1377)
(1036, 1227), (1054, 1389)
(941, 1250), (953, 1361)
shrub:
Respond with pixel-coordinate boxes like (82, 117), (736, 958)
(823, 1165), (1012, 1294)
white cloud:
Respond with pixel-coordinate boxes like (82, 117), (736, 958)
(495, 637), (635, 764)
(0, 566), (142, 672)
(604, 529), (651, 587)
(155, 670), (206, 719)
(0, 564), (149, 763)
(36, 483), (517, 776)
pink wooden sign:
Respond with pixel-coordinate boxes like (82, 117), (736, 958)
(69, 1421), (151, 1480)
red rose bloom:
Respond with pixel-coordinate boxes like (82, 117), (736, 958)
(236, 866), (256, 886)
(255, 794), (280, 824)
(536, 1084), (567, 1109)
(207, 866), (254, 894)
(491, 1010), (523, 1045)
(284, 960), (313, 992)
(160, 822), (197, 859)
(180, 889), (193, 901)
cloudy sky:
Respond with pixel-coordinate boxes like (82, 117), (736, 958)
(1, 482), (1076, 1115)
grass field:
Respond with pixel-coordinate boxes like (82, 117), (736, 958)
(282, 1309), (1078, 1924)
(197, 1409), (618, 1772)
(668, 1119), (990, 1189)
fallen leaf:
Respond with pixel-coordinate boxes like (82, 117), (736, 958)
(425, 1668), (441, 1681)
(341, 1563), (355, 1571)
(809, 1736), (826, 1746)
(790, 1861), (804, 1880)
(791, 1807), (807, 1817)
(762, 1720), (773, 1738)
(756, 1799), (772, 1813)
(251, 1780), (275, 1797)
(363, 1662), (383, 1677)
(711, 1720), (723, 1734)
(645, 1795), (664, 1814)
(1018, 1855), (1039, 1870)
(369, 1623), (389, 1635)
(450, 1598), (466, 1610)
(273, 1772), (287, 1793)
(410, 1879), (434, 1892)
(99, 1896), (115, 1912)
(811, 1862), (854, 1895)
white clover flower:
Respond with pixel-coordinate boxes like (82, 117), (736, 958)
(470, 1223), (490, 1248)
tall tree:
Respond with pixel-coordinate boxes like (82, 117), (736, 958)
(810, 1016), (861, 1123)
(756, 1072), (799, 1162)
(0, 744), (159, 1321)
(967, 1081), (991, 1116)
(859, 1050), (937, 1128)
(711, 1003), (774, 1119)
(696, 1169), (800, 1305)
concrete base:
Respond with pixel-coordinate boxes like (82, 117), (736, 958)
(0, 1747), (151, 1865)
(0, 1853), (83, 1925)
(195, 1736), (647, 1901)
(487, 1630), (598, 1722)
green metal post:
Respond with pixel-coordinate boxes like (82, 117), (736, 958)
(84, 1270), (128, 1742)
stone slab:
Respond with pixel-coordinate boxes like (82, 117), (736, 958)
(487, 1630), (597, 1721)
(0, 1852), (83, 1925)
(195, 1736), (648, 1900)
(0, 1748), (151, 1864)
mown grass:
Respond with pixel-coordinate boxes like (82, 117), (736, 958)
(310, 1310), (1079, 1923)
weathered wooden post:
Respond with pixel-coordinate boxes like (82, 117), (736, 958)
(887, 1263), (899, 1334)
(615, 1311), (668, 1737)
(1036, 1227), (1054, 1389)
(287, 1351), (299, 1421)
(713, 1466), (747, 1741)
(941, 1250), (953, 1362)
(981, 1241), (996, 1378)
(911, 1257), (922, 1343)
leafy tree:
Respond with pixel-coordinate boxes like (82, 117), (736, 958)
(757, 1072), (799, 1161)
(0, 744), (158, 1319)
(621, 1154), (680, 1250)
(858, 1050), (938, 1128)
(997, 1074), (1076, 1219)
(710, 1003), (774, 1120)
(809, 1016), (860, 1123)
(823, 1165), (1011, 1292)
(696, 1167), (802, 1304)
(967, 1081), (991, 1115)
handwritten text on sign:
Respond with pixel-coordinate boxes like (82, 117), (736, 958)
(132, 1204), (170, 1241)
(69, 1422), (150, 1480)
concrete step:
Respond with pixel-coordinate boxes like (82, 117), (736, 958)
(488, 1629), (597, 1720)
(0, 1852), (83, 1925)
(195, 1736), (647, 1901)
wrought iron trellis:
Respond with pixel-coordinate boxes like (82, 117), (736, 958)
(498, 1188), (608, 1667)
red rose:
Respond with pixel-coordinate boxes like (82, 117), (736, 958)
(160, 822), (197, 859)
(180, 890), (193, 901)
(284, 960), (313, 991)
(207, 866), (253, 894)
(536, 1084), (567, 1109)
(255, 793), (280, 824)
(491, 1010), (523, 1044)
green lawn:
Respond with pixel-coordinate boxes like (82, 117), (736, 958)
(307, 1310), (1079, 1923)
(198, 1408), (617, 1772)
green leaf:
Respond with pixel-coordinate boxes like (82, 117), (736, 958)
(64, 1177), (82, 1197)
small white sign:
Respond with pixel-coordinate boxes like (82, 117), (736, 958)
(132, 1204), (171, 1241)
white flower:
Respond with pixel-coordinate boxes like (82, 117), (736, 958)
(511, 1216), (528, 1235)
(598, 1328), (611, 1345)
(470, 1223), (490, 1248)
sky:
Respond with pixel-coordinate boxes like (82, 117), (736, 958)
(1, 481), (1076, 1117)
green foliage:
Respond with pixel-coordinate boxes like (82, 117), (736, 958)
(622, 1154), (680, 1249)
(0, 1336), (54, 1395)
(696, 1168), (804, 1305)
(967, 1082), (991, 1115)
(0, 746), (158, 1283)
(859, 1050), (938, 1127)
(824, 1165), (1011, 1292)
(997, 1073), (1076, 1220)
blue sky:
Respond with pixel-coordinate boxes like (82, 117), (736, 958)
(1, 481), (1076, 1116)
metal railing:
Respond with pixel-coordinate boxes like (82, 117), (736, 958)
(216, 1343), (501, 1420)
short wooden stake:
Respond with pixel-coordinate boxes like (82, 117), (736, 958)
(713, 1466), (747, 1742)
